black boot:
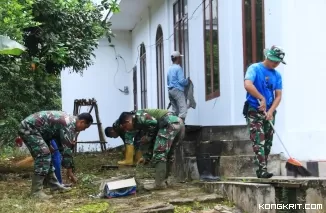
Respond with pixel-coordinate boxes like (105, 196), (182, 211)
(165, 161), (176, 186)
(44, 172), (71, 192)
(256, 167), (273, 179)
(154, 162), (167, 189)
(31, 174), (53, 199)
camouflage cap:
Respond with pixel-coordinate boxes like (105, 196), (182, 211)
(264, 45), (286, 64)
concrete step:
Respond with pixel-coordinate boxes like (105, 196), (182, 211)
(201, 125), (249, 141)
(200, 181), (275, 213)
(184, 154), (282, 180)
(184, 125), (202, 141)
(199, 177), (326, 213)
(182, 139), (253, 157)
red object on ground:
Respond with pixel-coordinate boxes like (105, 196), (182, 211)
(15, 136), (23, 147)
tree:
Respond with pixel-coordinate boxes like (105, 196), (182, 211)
(0, 0), (119, 147)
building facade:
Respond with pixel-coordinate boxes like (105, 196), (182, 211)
(61, 0), (326, 161)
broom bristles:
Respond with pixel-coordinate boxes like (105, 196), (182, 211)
(285, 161), (312, 177)
(15, 156), (34, 168)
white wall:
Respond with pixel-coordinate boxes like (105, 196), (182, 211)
(186, 0), (247, 126)
(277, 0), (326, 160)
(263, 0), (326, 160)
(129, 0), (198, 124)
(71, 0), (326, 160)
(61, 31), (133, 151)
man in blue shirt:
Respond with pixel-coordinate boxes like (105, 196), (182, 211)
(243, 45), (285, 178)
(167, 51), (190, 122)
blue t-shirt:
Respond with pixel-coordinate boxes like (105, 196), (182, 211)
(244, 62), (282, 110)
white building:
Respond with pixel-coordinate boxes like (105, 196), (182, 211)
(61, 0), (326, 161)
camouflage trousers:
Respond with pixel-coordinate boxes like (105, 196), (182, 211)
(133, 130), (143, 151)
(152, 115), (185, 164)
(247, 107), (276, 172)
(18, 121), (54, 176)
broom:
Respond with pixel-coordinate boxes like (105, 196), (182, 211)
(257, 100), (311, 177)
(15, 156), (34, 168)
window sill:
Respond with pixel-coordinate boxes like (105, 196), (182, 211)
(205, 90), (220, 101)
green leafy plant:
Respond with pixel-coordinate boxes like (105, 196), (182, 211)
(0, 0), (119, 148)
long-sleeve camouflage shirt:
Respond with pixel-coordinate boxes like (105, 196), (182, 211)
(22, 111), (78, 169)
(124, 109), (169, 145)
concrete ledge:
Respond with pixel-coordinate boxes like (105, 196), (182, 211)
(201, 181), (276, 213)
(183, 139), (253, 157)
(224, 176), (326, 186)
(184, 154), (281, 180)
(222, 176), (326, 213)
(201, 125), (249, 141)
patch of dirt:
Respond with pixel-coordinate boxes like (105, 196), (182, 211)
(0, 151), (239, 213)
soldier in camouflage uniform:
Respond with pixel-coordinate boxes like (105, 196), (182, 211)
(104, 119), (143, 165)
(18, 111), (93, 199)
(118, 109), (185, 189)
(244, 45), (284, 178)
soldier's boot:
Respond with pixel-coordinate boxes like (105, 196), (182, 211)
(45, 172), (71, 192)
(31, 174), (53, 199)
(256, 166), (273, 179)
(165, 161), (176, 186)
(134, 150), (143, 165)
(117, 144), (134, 166)
(154, 162), (167, 190)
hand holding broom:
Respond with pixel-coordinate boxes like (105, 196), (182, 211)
(257, 99), (311, 177)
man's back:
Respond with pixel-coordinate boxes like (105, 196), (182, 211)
(23, 111), (76, 140)
(167, 64), (188, 91)
(144, 109), (168, 120)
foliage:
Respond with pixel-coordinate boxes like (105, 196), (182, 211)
(24, 0), (118, 75)
(0, 0), (119, 147)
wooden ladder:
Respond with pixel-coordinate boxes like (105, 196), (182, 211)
(72, 98), (107, 152)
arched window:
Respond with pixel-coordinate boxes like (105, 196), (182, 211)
(156, 25), (165, 109)
(173, 0), (189, 76)
(139, 43), (147, 109)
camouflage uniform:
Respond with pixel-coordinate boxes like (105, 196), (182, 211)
(112, 119), (141, 151)
(18, 111), (77, 174)
(18, 111), (75, 198)
(247, 106), (276, 176)
(129, 109), (185, 189)
(111, 118), (143, 165)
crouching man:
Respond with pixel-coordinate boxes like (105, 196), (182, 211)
(104, 119), (143, 165)
(118, 109), (185, 190)
(18, 111), (93, 199)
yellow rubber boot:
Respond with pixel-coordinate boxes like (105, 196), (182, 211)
(117, 144), (134, 166)
(134, 150), (143, 165)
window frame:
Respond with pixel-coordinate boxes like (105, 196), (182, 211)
(173, 0), (189, 76)
(203, 0), (220, 101)
(242, 0), (265, 74)
(156, 25), (165, 109)
(139, 43), (147, 109)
